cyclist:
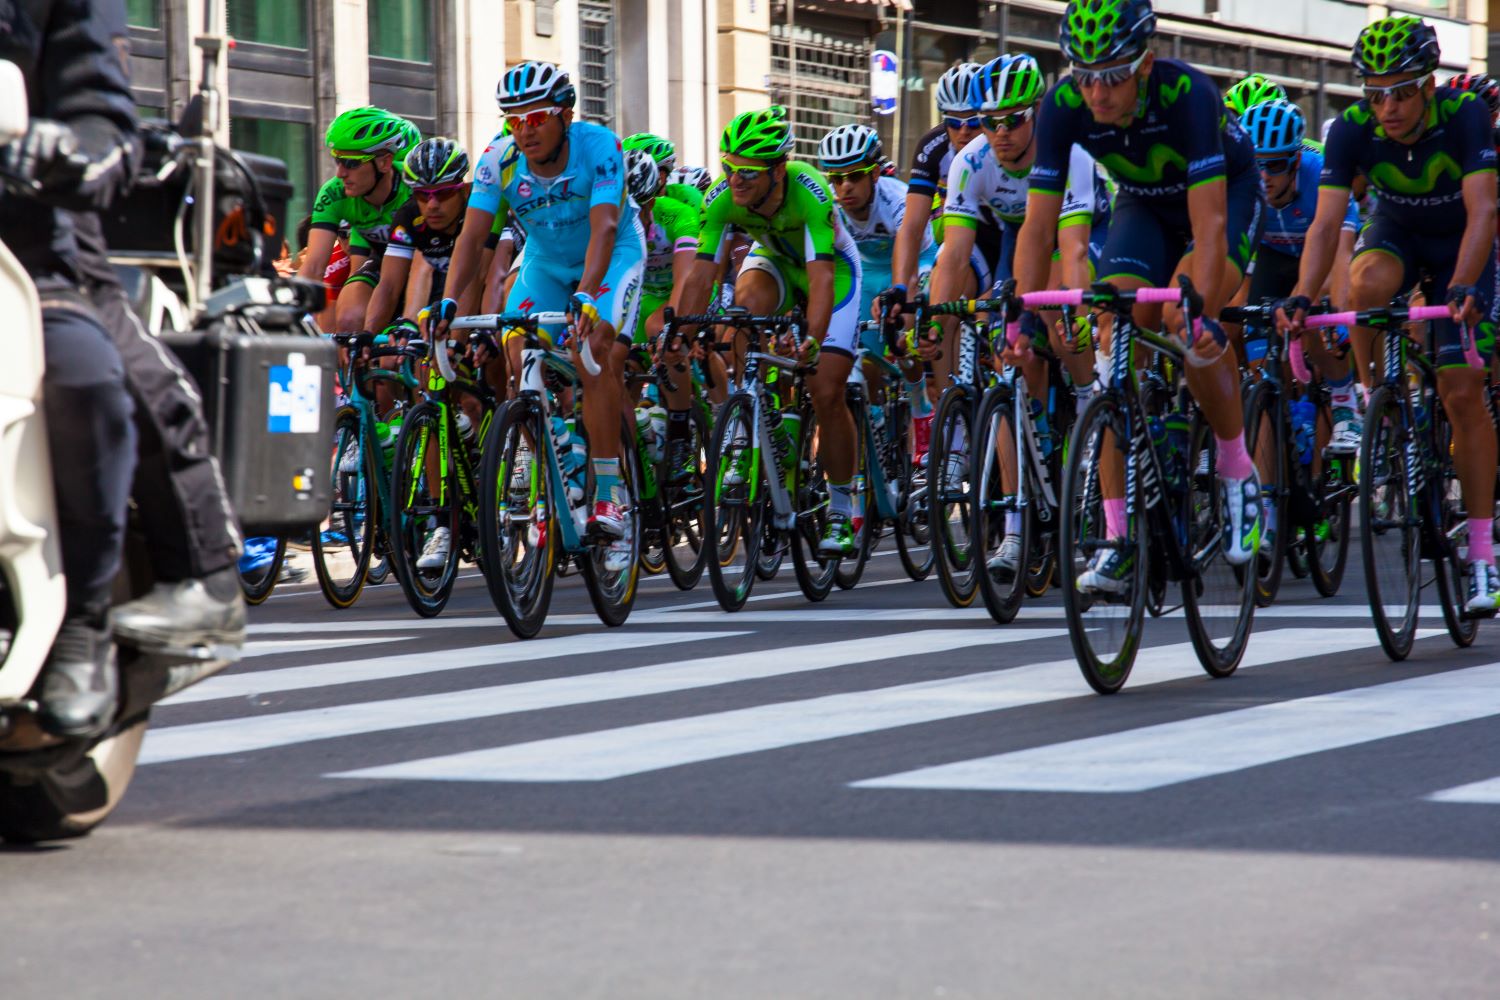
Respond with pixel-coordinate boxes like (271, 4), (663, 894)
(1012, 0), (1267, 593)
(299, 107), (422, 335)
(438, 60), (645, 572)
(669, 106), (866, 556)
(1224, 73), (1288, 119)
(890, 63), (991, 304)
(941, 52), (1111, 578)
(625, 132), (704, 215)
(626, 150), (706, 478)
(816, 123), (935, 342)
(1277, 16), (1500, 612)
(668, 165), (714, 196)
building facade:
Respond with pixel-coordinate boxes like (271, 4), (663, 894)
(123, 1), (1490, 248)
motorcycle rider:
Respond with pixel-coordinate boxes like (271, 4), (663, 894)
(0, 0), (140, 737)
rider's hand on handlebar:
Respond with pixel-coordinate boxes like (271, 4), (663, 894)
(915, 319), (943, 362)
(1274, 294), (1311, 337)
(429, 298), (458, 340)
(1447, 284), (1481, 327)
(570, 290), (601, 347)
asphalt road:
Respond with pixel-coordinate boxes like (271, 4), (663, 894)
(7, 542), (1500, 998)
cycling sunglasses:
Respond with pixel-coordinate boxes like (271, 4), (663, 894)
(1363, 72), (1432, 106)
(503, 106), (567, 130)
(1070, 51), (1148, 90)
(413, 183), (468, 202)
(942, 114), (984, 130)
(982, 107), (1036, 132)
(826, 163), (880, 185)
(332, 152), (377, 169)
(721, 158), (776, 180)
(1256, 154), (1298, 176)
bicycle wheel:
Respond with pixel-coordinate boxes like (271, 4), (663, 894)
(1244, 380), (1288, 608)
(1431, 407), (1478, 648)
(791, 405), (839, 602)
(388, 401), (460, 617)
(1308, 454), (1352, 597)
(1060, 393), (1146, 693)
(928, 385), (978, 608)
(889, 396), (935, 582)
(974, 387), (1030, 625)
(312, 406), (376, 608)
(1359, 385), (1420, 660)
(581, 427), (643, 627)
(239, 534), (286, 605)
(1180, 412), (1256, 678)
(662, 406), (709, 590)
(705, 395), (765, 611)
(478, 400), (556, 640)
(835, 400), (874, 591)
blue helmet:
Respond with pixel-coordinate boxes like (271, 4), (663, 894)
(1242, 99), (1305, 157)
(818, 124), (881, 170)
(971, 54), (1046, 112)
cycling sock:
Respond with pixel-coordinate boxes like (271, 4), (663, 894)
(828, 479), (854, 518)
(1005, 510), (1022, 535)
(1215, 434), (1254, 480)
(1327, 373), (1357, 410)
(667, 409), (689, 440)
(1104, 497), (1127, 539)
(1468, 519), (1495, 566)
(592, 458), (622, 505)
(1263, 498), (1277, 536)
(949, 421), (967, 455)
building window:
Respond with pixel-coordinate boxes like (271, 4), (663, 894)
(368, 0), (432, 63)
(231, 117), (314, 249)
(126, 0), (160, 29)
(227, 0), (309, 50)
(578, 0), (617, 130)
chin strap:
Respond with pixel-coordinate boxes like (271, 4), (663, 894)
(750, 173), (782, 214)
(541, 131), (569, 167)
(1001, 128), (1036, 172)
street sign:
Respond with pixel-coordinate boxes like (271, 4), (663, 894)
(871, 49), (898, 116)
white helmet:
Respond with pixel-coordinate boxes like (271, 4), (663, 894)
(818, 124), (881, 171)
(497, 60), (576, 111)
(935, 62), (984, 114)
(625, 149), (661, 204)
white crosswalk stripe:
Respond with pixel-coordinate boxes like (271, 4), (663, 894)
(326, 628), (1423, 784)
(141, 628), (1064, 765)
(859, 654), (1493, 794)
(1425, 776), (1500, 804)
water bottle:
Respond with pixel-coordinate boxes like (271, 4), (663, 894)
(551, 416), (586, 503)
(778, 411), (802, 475)
(1290, 399), (1317, 467)
(376, 412), (403, 464)
(852, 472), (866, 522)
(870, 402), (887, 444)
(455, 411), (477, 447)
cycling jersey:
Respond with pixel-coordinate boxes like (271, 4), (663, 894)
(323, 242), (350, 302)
(698, 161), (863, 355)
(1260, 145), (1360, 257)
(907, 124), (957, 202)
(309, 175), (412, 258)
(385, 199), (464, 272)
(1033, 59), (1262, 283)
(632, 194), (699, 342)
(841, 173), (936, 311)
(664, 182), (704, 215)
(470, 120), (638, 268)
(1321, 87), (1496, 237)
(946, 136), (1108, 228)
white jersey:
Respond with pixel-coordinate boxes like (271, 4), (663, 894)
(943, 134), (1107, 228)
(836, 174), (933, 276)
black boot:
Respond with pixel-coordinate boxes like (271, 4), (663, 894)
(37, 616), (118, 739)
(111, 567), (246, 654)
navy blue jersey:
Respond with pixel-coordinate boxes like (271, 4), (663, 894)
(1260, 146), (1360, 257)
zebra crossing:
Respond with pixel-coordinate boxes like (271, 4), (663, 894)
(138, 574), (1500, 824)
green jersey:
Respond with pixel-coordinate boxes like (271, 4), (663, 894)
(309, 175), (412, 257)
(642, 195), (699, 297)
(664, 182), (703, 215)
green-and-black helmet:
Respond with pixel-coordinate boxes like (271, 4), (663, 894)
(402, 137), (469, 187)
(1059, 0), (1156, 66)
(1224, 73), (1288, 117)
(1352, 16), (1439, 79)
(623, 133), (678, 177)
(973, 53), (1046, 112)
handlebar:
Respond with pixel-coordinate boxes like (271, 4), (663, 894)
(1302, 305), (1450, 328)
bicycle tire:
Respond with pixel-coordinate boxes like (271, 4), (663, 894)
(705, 395), (764, 611)
(1244, 380), (1288, 609)
(581, 426), (643, 627)
(239, 534), (287, 606)
(835, 398), (875, 591)
(1431, 406), (1478, 648)
(1061, 393), (1146, 693)
(478, 400), (556, 640)
(312, 406), (376, 609)
(388, 401), (460, 618)
(1180, 411), (1256, 678)
(973, 386), (1029, 625)
(662, 405), (710, 591)
(1359, 385), (1420, 661)
(929, 385), (978, 608)
(790, 403), (838, 602)
(1308, 454), (1352, 597)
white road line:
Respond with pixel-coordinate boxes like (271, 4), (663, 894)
(861, 649), (1488, 794)
(242, 638), (410, 659)
(327, 628), (1412, 784)
(1425, 776), (1500, 804)
(246, 602), (1432, 634)
(163, 631), (741, 707)
(141, 628), (1064, 765)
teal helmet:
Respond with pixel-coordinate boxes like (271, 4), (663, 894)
(1241, 99), (1305, 157)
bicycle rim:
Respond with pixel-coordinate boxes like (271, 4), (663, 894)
(662, 407), (709, 590)
(706, 396), (763, 611)
(1061, 394), (1146, 693)
(835, 402), (874, 591)
(312, 406), (375, 609)
(389, 402), (459, 617)
(974, 389), (1027, 624)
(1310, 455), (1352, 597)
(929, 387), (977, 607)
(239, 534), (286, 605)
(1432, 408), (1478, 648)
(791, 406), (838, 602)
(1245, 381), (1287, 609)
(480, 401), (555, 639)
(1359, 386), (1420, 660)
(1180, 413), (1256, 678)
(582, 428), (643, 626)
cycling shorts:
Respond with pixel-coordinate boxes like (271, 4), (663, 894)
(343, 254), (383, 289)
(1353, 213), (1499, 369)
(990, 217), (1107, 293)
(634, 290), (668, 346)
(934, 235), (1003, 298)
(1097, 169), (1263, 288)
(503, 217), (646, 348)
(739, 242), (864, 358)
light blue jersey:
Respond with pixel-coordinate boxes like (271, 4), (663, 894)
(839, 174), (936, 328)
(470, 120), (637, 268)
(1260, 145), (1360, 258)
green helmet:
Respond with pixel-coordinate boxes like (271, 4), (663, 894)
(1224, 74), (1288, 117)
(1059, 0), (1156, 67)
(720, 106), (793, 161)
(623, 133), (677, 176)
(974, 54), (1046, 112)
(325, 106), (418, 157)
(1353, 16), (1439, 79)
